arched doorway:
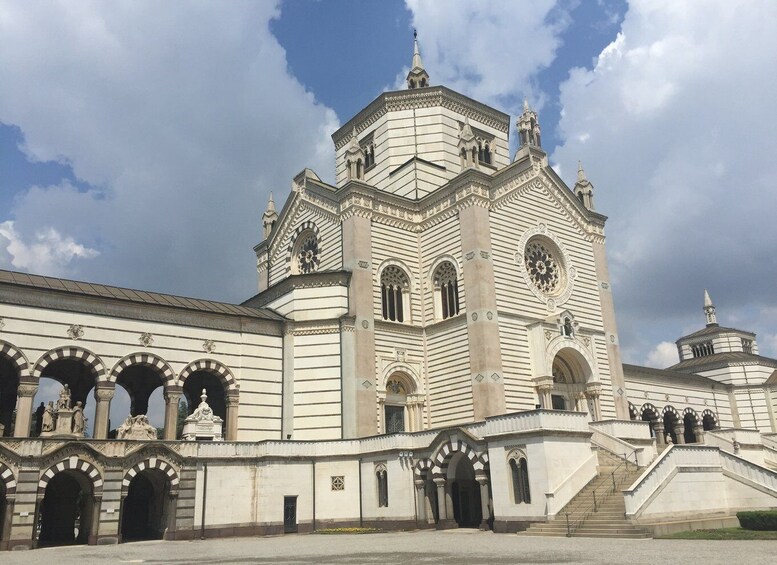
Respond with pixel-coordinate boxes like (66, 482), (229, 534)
(0, 354), (20, 436)
(380, 371), (422, 433)
(447, 453), (481, 528)
(663, 410), (679, 444)
(702, 411), (718, 431)
(38, 470), (96, 547)
(683, 412), (698, 443)
(121, 469), (172, 542)
(550, 348), (596, 418)
(641, 405), (660, 438)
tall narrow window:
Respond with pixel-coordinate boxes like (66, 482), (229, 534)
(385, 405), (405, 433)
(433, 261), (459, 320)
(509, 452), (531, 504)
(381, 265), (409, 322)
(376, 465), (389, 507)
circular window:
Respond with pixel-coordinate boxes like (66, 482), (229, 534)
(524, 239), (562, 295)
(293, 231), (319, 274)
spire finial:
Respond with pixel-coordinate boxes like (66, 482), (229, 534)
(523, 98), (530, 112)
(703, 288), (717, 326)
(577, 160), (586, 182)
(407, 29), (429, 89)
(201, 388), (208, 404)
(267, 192), (276, 213)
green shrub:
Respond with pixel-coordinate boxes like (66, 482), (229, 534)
(737, 511), (777, 531)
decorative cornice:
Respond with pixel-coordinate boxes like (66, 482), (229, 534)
(285, 320), (341, 336)
(242, 270), (351, 309)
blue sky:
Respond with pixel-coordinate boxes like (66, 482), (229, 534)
(2, 0), (777, 377)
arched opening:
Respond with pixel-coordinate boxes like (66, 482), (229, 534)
(111, 365), (165, 438)
(381, 372), (421, 433)
(702, 412), (717, 431)
(36, 357), (99, 437)
(550, 349), (593, 415)
(683, 412), (698, 443)
(121, 469), (172, 542)
(0, 355), (19, 436)
(641, 406), (660, 438)
(447, 453), (481, 528)
(433, 261), (459, 320)
(628, 403), (639, 421)
(663, 410), (679, 444)
(380, 265), (410, 323)
(182, 371), (226, 434)
(509, 456), (530, 504)
(38, 470), (95, 547)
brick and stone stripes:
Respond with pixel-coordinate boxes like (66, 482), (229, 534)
(122, 458), (180, 492)
(38, 456), (103, 493)
(33, 346), (106, 381)
(0, 340), (29, 378)
(109, 353), (175, 384)
(0, 462), (16, 495)
(179, 359), (238, 391)
(432, 439), (487, 475)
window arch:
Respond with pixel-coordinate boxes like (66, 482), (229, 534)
(508, 450), (531, 504)
(291, 229), (319, 275)
(376, 464), (388, 507)
(381, 265), (410, 322)
(433, 261), (459, 320)
(380, 370), (421, 433)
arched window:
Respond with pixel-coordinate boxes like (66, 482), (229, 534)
(509, 452), (531, 504)
(382, 372), (422, 433)
(381, 265), (409, 322)
(376, 465), (388, 507)
(291, 229), (319, 275)
(433, 261), (459, 320)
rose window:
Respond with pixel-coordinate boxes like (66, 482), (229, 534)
(295, 233), (319, 274)
(524, 240), (561, 294)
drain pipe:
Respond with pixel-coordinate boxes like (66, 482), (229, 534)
(358, 458), (363, 528)
(312, 460), (316, 532)
(200, 463), (208, 540)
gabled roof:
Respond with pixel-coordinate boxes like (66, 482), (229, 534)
(0, 269), (283, 321)
(623, 363), (727, 388)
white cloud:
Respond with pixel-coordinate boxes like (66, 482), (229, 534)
(0, 0), (338, 300)
(644, 341), (678, 369)
(0, 219), (98, 276)
(552, 0), (777, 361)
(403, 0), (572, 115)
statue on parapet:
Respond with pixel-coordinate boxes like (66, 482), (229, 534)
(42, 401), (56, 432)
(56, 384), (72, 410)
(72, 401), (86, 434)
(116, 413), (158, 440)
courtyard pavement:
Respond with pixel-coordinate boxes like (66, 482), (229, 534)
(3, 530), (776, 564)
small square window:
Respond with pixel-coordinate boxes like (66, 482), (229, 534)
(331, 476), (345, 491)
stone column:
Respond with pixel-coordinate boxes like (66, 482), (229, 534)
(13, 381), (38, 438)
(654, 420), (665, 446)
(0, 495), (14, 551)
(532, 376), (554, 409)
(92, 383), (115, 439)
(584, 382), (602, 421)
(433, 478), (448, 523)
(414, 480), (426, 524)
(225, 391), (240, 441)
(164, 493), (179, 540)
(163, 386), (183, 440)
(476, 475), (491, 530)
(694, 424), (705, 444)
(674, 424), (685, 444)
(88, 495), (102, 545)
(458, 189), (506, 420)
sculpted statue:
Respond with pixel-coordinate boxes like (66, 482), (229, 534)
(41, 401), (56, 432)
(72, 401), (86, 434)
(57, 384), (72, 410)
(116, 413), (158, 440)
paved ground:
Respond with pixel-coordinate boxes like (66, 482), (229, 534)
(4, 530), (776, 564)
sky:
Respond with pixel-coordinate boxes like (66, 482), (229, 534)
(2, 0), (777, 388)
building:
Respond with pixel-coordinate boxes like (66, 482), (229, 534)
(1, 37), (776, 550)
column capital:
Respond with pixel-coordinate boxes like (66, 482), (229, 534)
(164, 386), (183, 402)
(94, 384), (116, 402)
(226, 392), (240, 406)
(475, 475), (489, 487)
(433, 477), (446, 487)
(414, 479), (425, 490)
(584, 381), (602, 398)
(532, 375), (554, 394)
(16, 382), (39, 397)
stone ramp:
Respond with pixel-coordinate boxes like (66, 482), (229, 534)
(519, 450), (651, 539)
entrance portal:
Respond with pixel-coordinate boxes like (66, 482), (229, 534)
(447, 453), (481, 528)
(121, 470), (170, 542)
(38, 471), (94, 547)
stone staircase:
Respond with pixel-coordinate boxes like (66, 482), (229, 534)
(520, 449), (651, 539)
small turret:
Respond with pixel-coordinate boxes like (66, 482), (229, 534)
(703, 289), (717, 326)
(517, 98), (542, 149)
(458, 117), (478, 170)
(262, 192), (278, 239)
(344, 127), (366, 180)
(406, 30), (430, 89)
(574, 161), (595, 210)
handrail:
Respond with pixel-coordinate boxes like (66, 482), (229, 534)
(564, 449), (638, 537)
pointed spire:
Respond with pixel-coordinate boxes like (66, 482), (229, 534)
(460, 116), (475, 141)
(523, 98), (530, 112)
(703, 288), (718, 326)
(577, 161), (586, 183)
(266, 192), (276, 213)
(347, 126), (360, 151)
(407, 30), (430, 89)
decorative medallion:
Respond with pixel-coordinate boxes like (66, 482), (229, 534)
(386, 378), (406, 394)
(486, 311), (493, 320)
(617, 387), (624, 396)
(361, 320), (369, 329)
(517, 224), (576, 307)
(0, 317), (4, 331)
(139, 332), (154, 347)
(474, 374), (485, 382)
(358, 260), (369, 269)
(67, 324), (84, 340)
(472, 313), (478, 321)
(362, 380), (372, 388)
(202, 339), (216, 353)
(490, 373), (500, 381)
